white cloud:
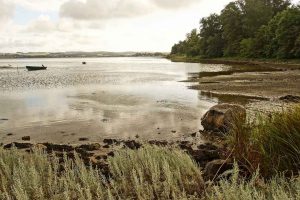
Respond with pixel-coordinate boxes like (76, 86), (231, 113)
(12, 0), (68, 12)
(0, 0), (233, 53)
(0, 0), (14, 20)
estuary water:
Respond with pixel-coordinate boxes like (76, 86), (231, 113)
(0, 57), (229, 143)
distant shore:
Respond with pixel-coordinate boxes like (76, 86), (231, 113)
(0, 52), (167, 59)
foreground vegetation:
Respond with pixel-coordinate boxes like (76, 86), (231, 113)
(228, 105), (300, 177)
(0, 105), (299, 199)
(0, 145), (299, 200)
(171, 0), (300, 59)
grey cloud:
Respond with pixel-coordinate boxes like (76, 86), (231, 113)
(60, 0), (151, 20)
(152, 0), (199, 9)
(0, 0), (14, 20)
(59, 0), (199, 20)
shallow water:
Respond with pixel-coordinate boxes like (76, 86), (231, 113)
(0, 57), (229, 143)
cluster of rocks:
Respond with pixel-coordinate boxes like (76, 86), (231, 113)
(1, 103), (247, 180)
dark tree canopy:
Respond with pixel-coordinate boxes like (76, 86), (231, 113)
(170, 0), (299, 59)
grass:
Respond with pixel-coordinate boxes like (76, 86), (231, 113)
(227, 104), (300, 177)
(0, 145), (299, 200)
(206, 163), (300, 200)
(0, 146), (204, 200)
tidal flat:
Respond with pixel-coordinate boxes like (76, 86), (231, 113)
(0, 57), (232, 144)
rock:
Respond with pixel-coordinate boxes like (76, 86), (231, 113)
(188, 142), (221, 167)
(197, 143), (218, 151)
(107, 151), (115, 157)
(103, 139), (119, 145)
(149, 140), (168, 146)
(201, 103), (246, 133)
(78, 137), (89, 141)
(0, 118), (8, 121)
(75, 148), (94, 157)
(203, 159), (232, 180)
(6, 133), (13, 136)
(279, 95), (300, 103)
(42, 143), (74, 152)
(4, 142), (33, 149)
(78, 143), (101, 151)
(123, 140), (141, 149)
(191, 132), (197, 137)
(190, 149), (220, 167)
(21, 136), (31, 141)
(178, 141), (193, 152)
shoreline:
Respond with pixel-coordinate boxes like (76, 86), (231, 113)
(167, 55), (300, 69)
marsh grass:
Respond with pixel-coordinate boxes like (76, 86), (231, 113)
(206, 163), (300, 200)
(0, 145), (299, 199)
(228, 104), (300, 176)
(0, 145), (204, 200)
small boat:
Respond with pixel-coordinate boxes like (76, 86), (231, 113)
(82, 62), (86, 65)
(26, 65), (47, 71)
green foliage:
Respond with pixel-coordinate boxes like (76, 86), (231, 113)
(170, 0), (298, 59)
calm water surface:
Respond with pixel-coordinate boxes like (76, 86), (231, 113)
(0, 57), (229, 143)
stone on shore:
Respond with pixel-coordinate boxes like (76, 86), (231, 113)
(203, 159), (232, 180)
(201, 103), (246, 133)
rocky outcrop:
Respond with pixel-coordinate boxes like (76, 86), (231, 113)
(189, 143), (221, 168)
(201, 103), (246, 133)
(279, 95), (300, 103)
(203, 159), (232, 180)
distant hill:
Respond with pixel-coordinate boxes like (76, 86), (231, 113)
(0, 51), (168, 59)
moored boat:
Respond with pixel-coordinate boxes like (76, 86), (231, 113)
(26, 65), (47, 71)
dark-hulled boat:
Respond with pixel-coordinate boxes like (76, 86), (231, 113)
(26, 65), (47, 71)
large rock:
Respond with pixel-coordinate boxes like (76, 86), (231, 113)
(201, 103), (246, 133)
(203, 159), (232, 180)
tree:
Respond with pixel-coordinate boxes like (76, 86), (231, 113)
(199, 14), (224, 57)
(221, 1), (244, 56)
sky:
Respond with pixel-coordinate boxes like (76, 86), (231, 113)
(0, 0), (297, 53)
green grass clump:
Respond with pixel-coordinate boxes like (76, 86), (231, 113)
(228, 104), (300, 176)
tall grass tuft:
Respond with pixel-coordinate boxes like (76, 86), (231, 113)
(206, 163), (300, 200)
(259, 105), (300, 175)
(228, 104), (300, 176)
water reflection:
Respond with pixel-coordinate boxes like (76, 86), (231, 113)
(0, 57), (227, 143)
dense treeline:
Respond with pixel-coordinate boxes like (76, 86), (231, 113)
(171, 0), (300, 59)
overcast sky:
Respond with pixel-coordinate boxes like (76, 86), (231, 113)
(0, 0), (297, 53)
